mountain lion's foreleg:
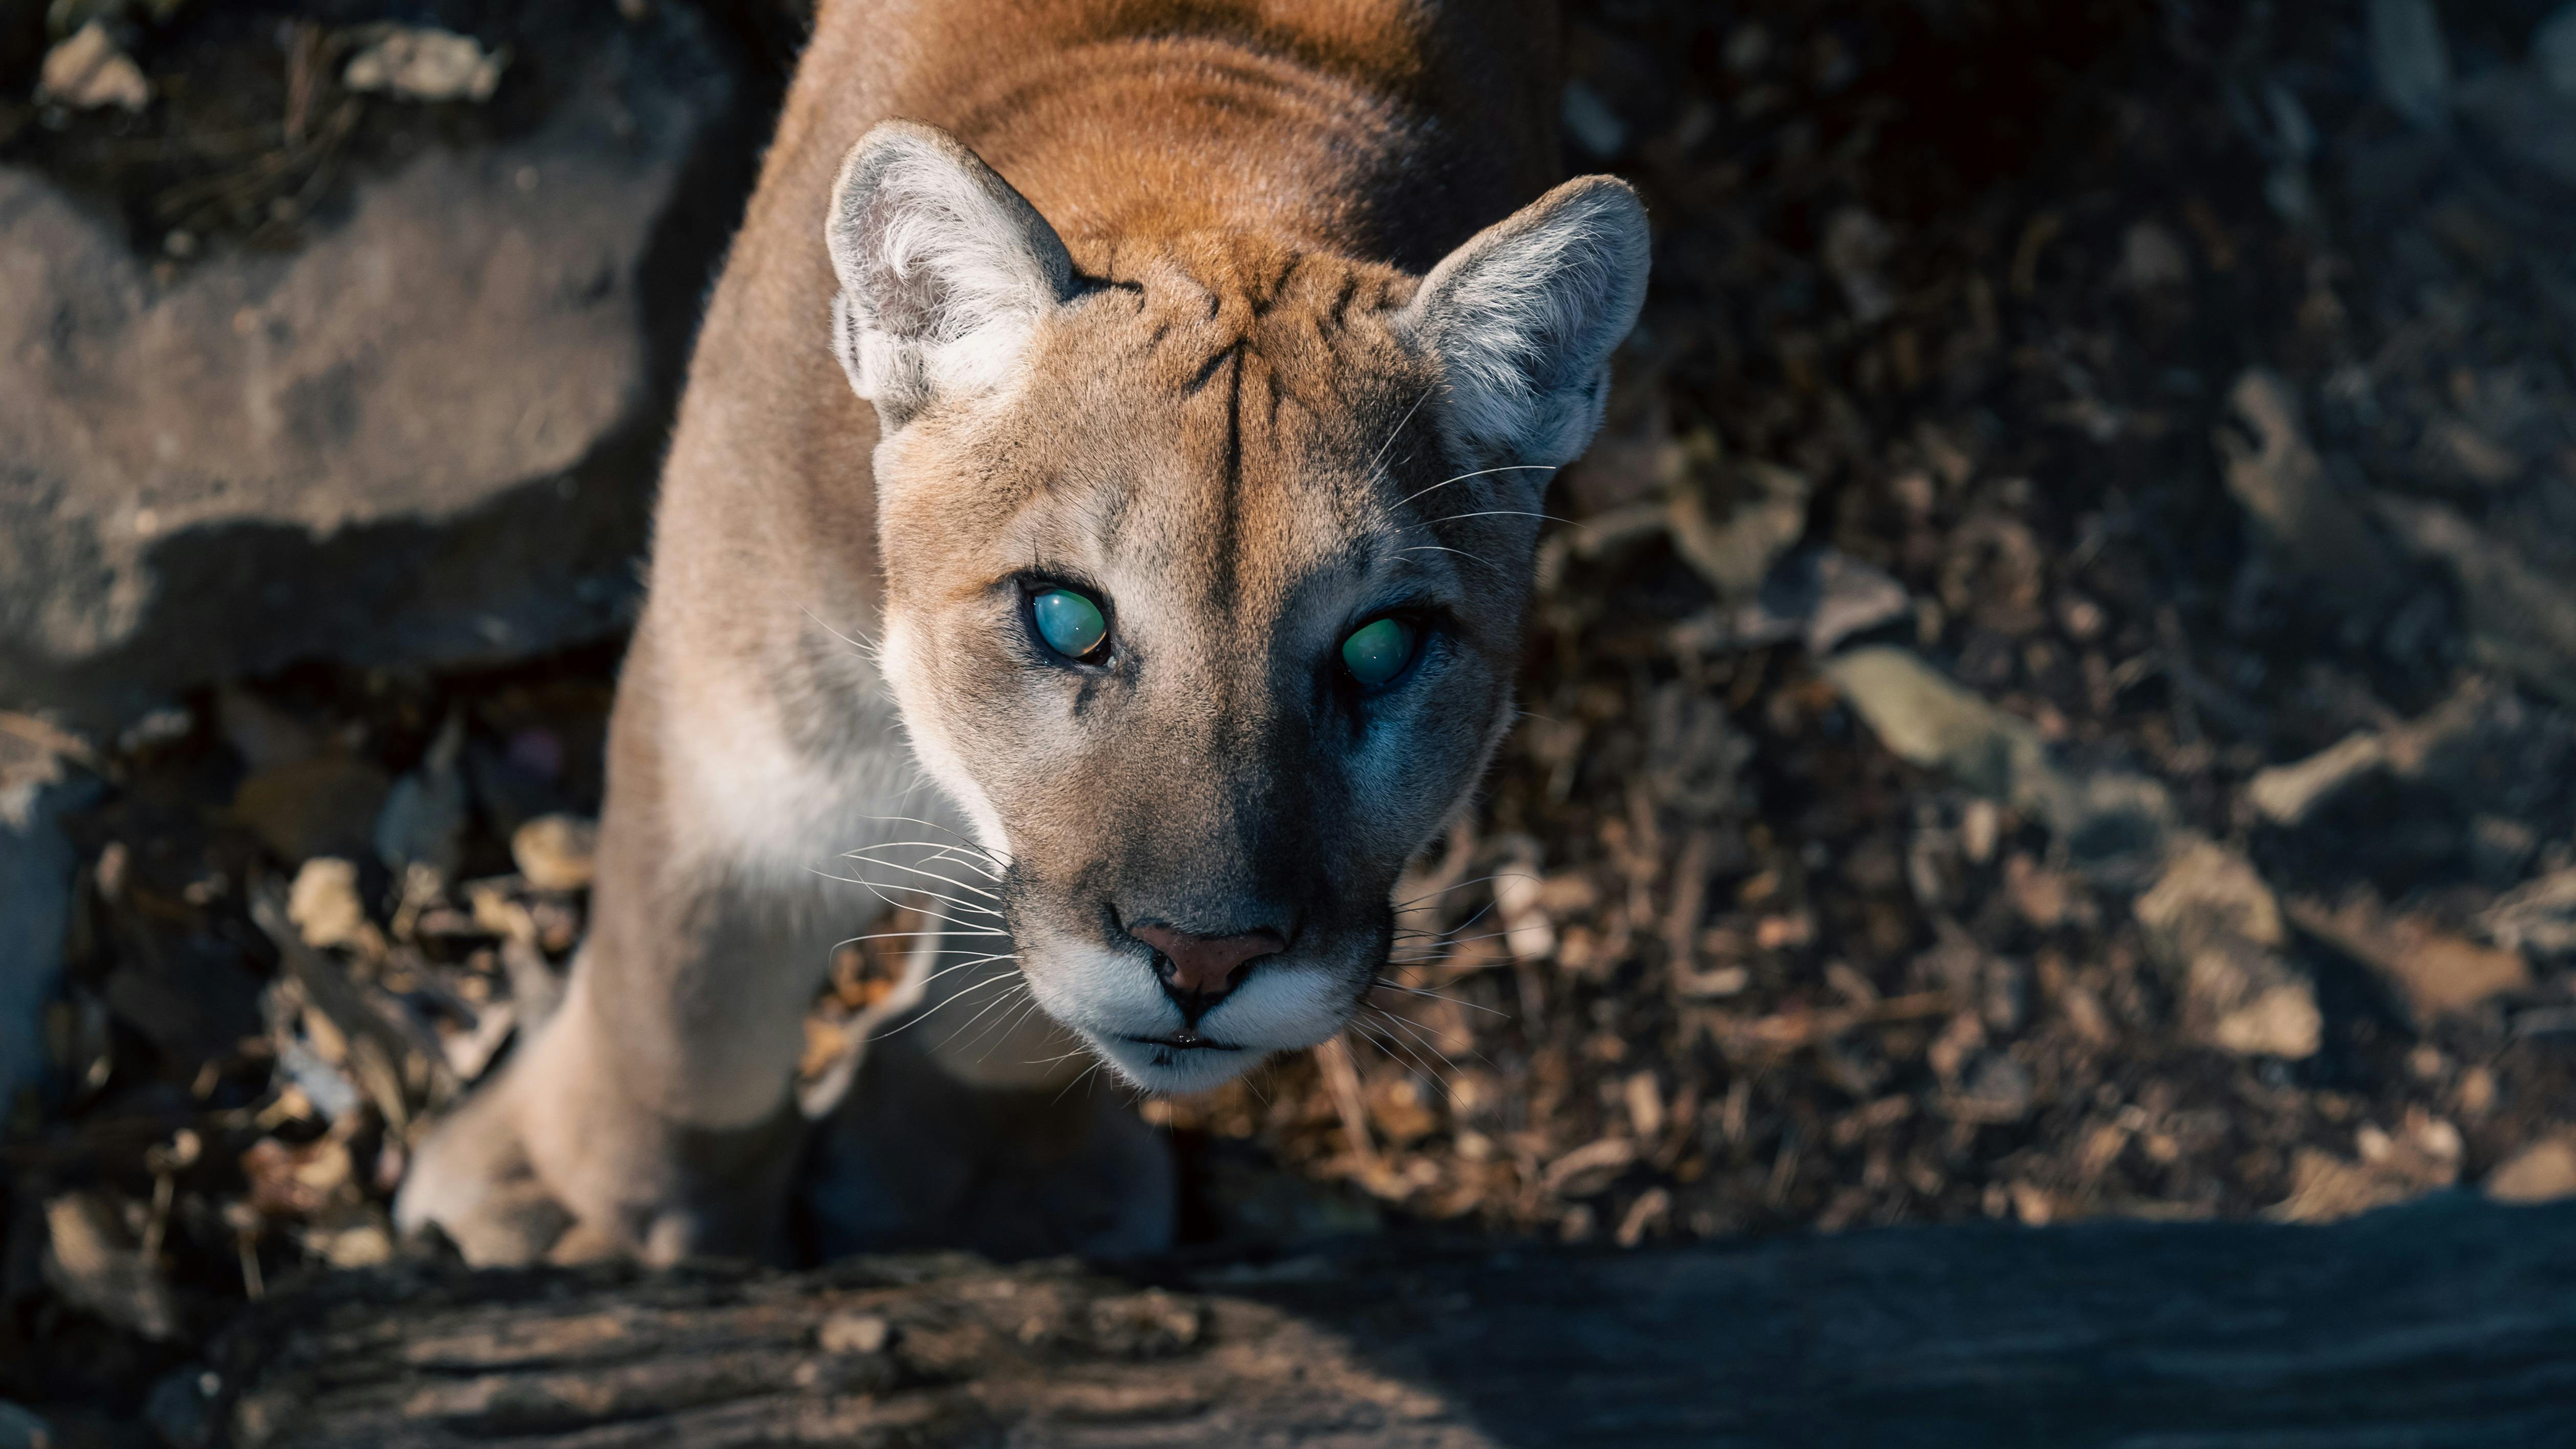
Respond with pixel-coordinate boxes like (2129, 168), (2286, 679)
(395, 624), (919, 1265)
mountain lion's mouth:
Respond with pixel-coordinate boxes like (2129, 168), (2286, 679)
(1122, 1030), (1242, 1052)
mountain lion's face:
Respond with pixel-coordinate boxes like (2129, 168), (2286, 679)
(828, 123), (1647, 1093)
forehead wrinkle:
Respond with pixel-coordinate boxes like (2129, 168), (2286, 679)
(1016, 482), (1135, 583)
(1020, 237), (1451, 660)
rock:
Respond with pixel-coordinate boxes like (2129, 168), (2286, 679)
(1086, 1290), (1207, 1359)
(142, 1368), (218, 1449)
(0, 1401), (55, 1449)
(305, 1208), (397, 1269)
(2457, 66), (2576, 189)
(2193, 969), (2323, 1059)
(1558, 79), (1627, 160)
(2376, 498), (2576, 707)
(2113, 221), (2189, 291)
(2466, 815), (2539, 888)
(1674, 548), (1910, 656)
(341, 26), (506, 103)
(0, 4), (742, 732)
(1942, 1051), (2034, 1124)
(374, 715), (467, 884)
(240, 1134), (358, 1219)
(0, 714), (92, 1107)
(2136, 842), (2321, 1060)
(233, 757), (390, 863)
(2267, 1147), (2416, 1224)
(2368, 0), (2451, 129)
(215, 686), (321, 774)
(1825, 646), (2052, 802)
(816, 1311), (892, 1356)
(2486, 1138), (2576, 1204)
(2288, 891), (2530, 1024)
(286, 858), (377, 954)
(274, 1038), (363, 1124)
(102, 938), (264, 1067)
(1823, 646), (2175, 884)
(2483, 869), (2576, 958)
(1492, 859), (1557, 964)
(2245, 732), (2386, 827)
(1641, 683), (1754, 823)
(2541, 4), (2576, 96)
(1669, 457), (1811, 598)
(42, 1191), (182, 1341)
(2215, 371), (2404, 610)
(2252, 679), (2572, 845)
(510, 813), (599, 893)
(34, 20), (146, 112)
(1541, 1137), (1637, 1199)
(2136, 842), (2287, 964)
(1821, 207), (1895, 325)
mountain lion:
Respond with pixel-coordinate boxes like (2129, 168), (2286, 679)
(396, 0), (1648, 1265)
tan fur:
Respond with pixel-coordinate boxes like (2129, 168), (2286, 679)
(396, 0), (1642, 1265)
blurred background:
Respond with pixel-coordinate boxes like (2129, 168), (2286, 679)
(7, 0), (2576, 1439)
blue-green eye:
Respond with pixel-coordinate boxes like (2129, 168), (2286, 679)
(1031, 587), (1110, 661)
(1339, 616), (1417, 689)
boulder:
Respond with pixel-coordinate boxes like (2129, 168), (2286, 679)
(0, 717), (92, 1106)
(2136, 841), (2322, 1060)
(0, 6), (742, 732)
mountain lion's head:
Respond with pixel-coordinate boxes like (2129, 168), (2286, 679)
(826, 121), (1648, 1093)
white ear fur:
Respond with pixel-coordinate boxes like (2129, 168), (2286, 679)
(825, 121), (1076, 428)
(1398, 177), (1651, 470)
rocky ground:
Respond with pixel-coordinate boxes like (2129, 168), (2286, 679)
(9, 0), (2576, 1443)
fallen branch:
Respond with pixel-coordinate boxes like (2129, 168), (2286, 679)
(213, 1195), (2576, 1446)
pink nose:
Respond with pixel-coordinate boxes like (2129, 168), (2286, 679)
(1129, 922), (1286, 1001)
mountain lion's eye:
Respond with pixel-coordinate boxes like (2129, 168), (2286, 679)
(1339, 616), (1417, 690)
(1031, 587), (1110, 661)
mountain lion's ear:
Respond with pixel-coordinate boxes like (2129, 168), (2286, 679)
(1398, 177), (1650, 470)
(826, 121), (1076, 429)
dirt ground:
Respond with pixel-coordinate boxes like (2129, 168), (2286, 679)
(10, 0), (2576, 1440)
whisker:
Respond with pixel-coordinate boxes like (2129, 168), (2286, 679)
(1394, 872), (1530, 909)
(830, 854), (1003, 903)
(802, 607), (879, 657)
(842, 838), (1005, 866)
(939, 980), (1035, 1054)
(1397, 544), (1500, 570)
(1390, 909), (1505, 943)
(865, 971), (1026, 1041)
(1436, 509), (1589, 531)
(1381, 1003), (1495, 1072)
(1367, 386), (1434, 478)
(916, 951), (1021, 988)
(976, 995), (1055, 1064)
(810, 872), (1004, 931)
(845, 840), (1006, 881)
(1372, 1004), (1489, 1079)
(1373, 979), (1508, 1017)
(1393, 464), (1557, 511)
(811, 871), (1003, 918)
(1388, 933), (1514, 960)
(828, 931), (1008, 953)
(836, 927), (1012, 946)
(1387, 934), (1515, 962)
(857, 815), (1005, 862)
(1353, 1016), (1447, 1089)
(1050, 1057), (1107, 1106)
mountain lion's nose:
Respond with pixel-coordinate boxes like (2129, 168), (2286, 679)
(1128, 921), (1286, 1015)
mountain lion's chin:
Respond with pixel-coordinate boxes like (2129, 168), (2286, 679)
(1087, 1033), (1271, 1097)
